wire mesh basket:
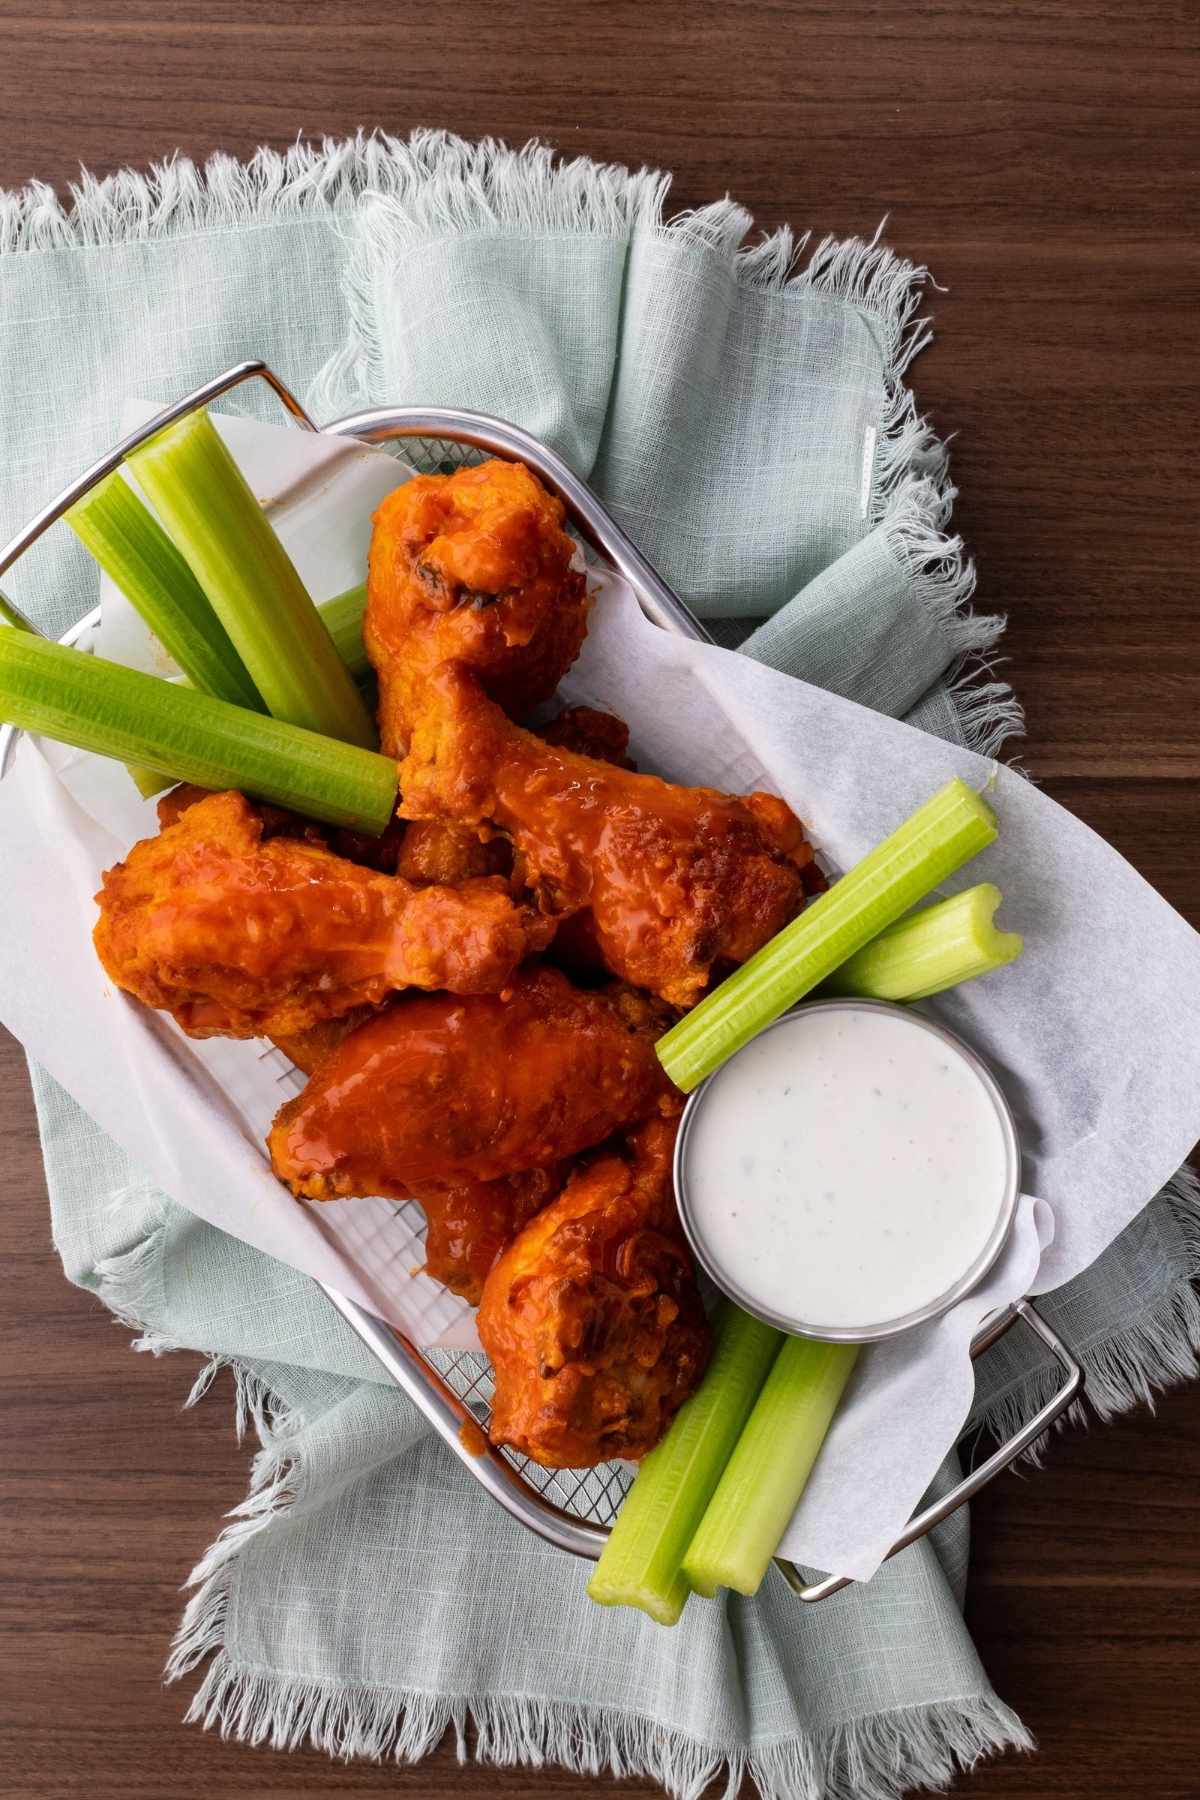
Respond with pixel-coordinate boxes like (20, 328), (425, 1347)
(0, 361), (1083, 1603)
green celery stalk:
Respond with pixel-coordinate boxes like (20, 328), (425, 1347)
(119, 584), (369, 803)
(127, 410), (375, 748)
(317, 581), (368, 680)
(1, 579), (174, 797)
(66, 471), (263, 712)
(0, 631), (396, 834)
(127, 761), (174, 800)
(84, 565), (367, 799)
(587, 1303), (782, 1625)
(682, 1339), (860, 1598)
(657, 779), (998, 1092)
(124, 582), (370, 797)
(821, 883), (1022, 1002)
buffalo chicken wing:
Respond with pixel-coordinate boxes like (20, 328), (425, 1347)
(95, 790), (542, 1039)
(267, 964), (677, 1299)
(396, 666), (815, 1006)
(366, 460), (816, 1006)
(367, 458), (589, 755)
(477, 1114), (709, 1466)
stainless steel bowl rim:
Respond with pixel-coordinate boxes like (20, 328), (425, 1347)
(672, 997), (1023, 1344)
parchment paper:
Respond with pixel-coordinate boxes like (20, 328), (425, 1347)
(1, 412), (1197, 1581)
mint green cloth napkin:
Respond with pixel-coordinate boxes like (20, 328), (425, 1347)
(4, 132), (1197, 1798)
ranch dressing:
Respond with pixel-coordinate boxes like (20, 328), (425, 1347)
(679, 1002), (1016, 1335)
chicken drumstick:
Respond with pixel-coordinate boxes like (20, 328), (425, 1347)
(366, 459), (817, 1006)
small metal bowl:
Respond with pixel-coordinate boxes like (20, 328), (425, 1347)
(673, 998), (1022, 1344)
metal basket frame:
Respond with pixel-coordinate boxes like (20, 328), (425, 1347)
(0, 361), (1084, 1603)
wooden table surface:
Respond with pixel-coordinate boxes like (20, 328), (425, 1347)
(1, 3), (1197, 1796)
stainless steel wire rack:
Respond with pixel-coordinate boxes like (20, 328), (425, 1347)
(0, 361), (1084, 1604)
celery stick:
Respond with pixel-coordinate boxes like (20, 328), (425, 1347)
(128, 410), (375, 747)
(682, 1339), (859, 1598)
(657, 779), (997, 1092)
(127, 762), (173, 800)
(0, 632), (396, 833)
(821, 883), (1022, 1002)
(317, 581), (368, 680)
(587, 1303), (781, 1625)
(66, 472), (263, 712)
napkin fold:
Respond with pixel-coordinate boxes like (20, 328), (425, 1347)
(4, 130), (1197, 1799)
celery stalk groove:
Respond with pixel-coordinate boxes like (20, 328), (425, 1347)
(0, 632), (396, 833)
(128, 410), (375, 747)
(656, 779), (998, 1091)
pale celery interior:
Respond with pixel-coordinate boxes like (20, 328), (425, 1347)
(821, 882), (1022, 1002)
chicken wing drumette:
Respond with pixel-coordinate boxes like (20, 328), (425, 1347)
(95, 790), (544, 1040)
(477, 1113), (709, 1467)
(366, 458), (590, 755)
(366, 459), (817, 1006)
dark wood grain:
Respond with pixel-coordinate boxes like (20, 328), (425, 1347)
(0, 2), (1197, 1795)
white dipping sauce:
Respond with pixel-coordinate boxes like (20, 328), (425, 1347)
(681, 1004), (1015, 1333)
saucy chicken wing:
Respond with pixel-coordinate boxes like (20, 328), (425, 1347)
(477, 1114), (709, 1467)
(392, 818), (511, 886)
(95, 790), (542, 1039)
(400, 675), (814, 1005)
(387, 713), (629, 891)
(366, 459), (817, 1005)
(270, 1010), (374, 1076)
(366, 458), (589, 755)
(267, 963), (676, 1295)
(537, 704), (634, 768)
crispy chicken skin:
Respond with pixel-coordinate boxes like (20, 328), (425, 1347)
(366, 459), (589, 755)
(267, 963), (674, 1203)
(537, 704), (634, 769)
(270, 1010), (375, 1076)
(392, 818), (511, 886)
(366, 460), (815, 1006)
(95, 790), (542, 1039)
(156, 782), (326, 842)
(157, 782), (414, 875)
(477, 1114), (709, 1467)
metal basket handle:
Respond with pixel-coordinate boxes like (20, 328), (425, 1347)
(776, 1298), (1081, 1600)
